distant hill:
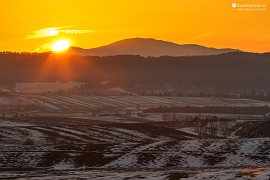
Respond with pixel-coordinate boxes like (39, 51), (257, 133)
(71, 38), (239, 57)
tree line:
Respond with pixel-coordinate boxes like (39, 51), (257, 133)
(1, 52), (270, 91)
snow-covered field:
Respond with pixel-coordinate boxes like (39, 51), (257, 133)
(15, 82), (84, 93)
(1, 167), (270, 179)
(0, 116), (269, 178)
(1, 94), (270, 113)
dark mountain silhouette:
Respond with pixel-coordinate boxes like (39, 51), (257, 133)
(0, 52), (270, 92)
(71, 38), (239, 57)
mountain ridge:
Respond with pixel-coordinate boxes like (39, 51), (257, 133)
(71, 38), (239, 57)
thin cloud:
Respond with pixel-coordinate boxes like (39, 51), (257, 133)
(34, 43), (52, 52)
(26, 28), (59, 39)
(58, 29), (94, 34)
(26, 26), (93, 39)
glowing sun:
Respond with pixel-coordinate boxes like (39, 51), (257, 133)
(51, 40), (71, 52)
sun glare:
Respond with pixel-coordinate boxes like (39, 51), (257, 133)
(51, 40), (71, 52)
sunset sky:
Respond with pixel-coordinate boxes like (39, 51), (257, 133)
(0, 0), (269, 52)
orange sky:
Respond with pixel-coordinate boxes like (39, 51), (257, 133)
(0, 0), (269, 52)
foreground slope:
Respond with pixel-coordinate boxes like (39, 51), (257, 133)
(1, 115), (270, 179)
